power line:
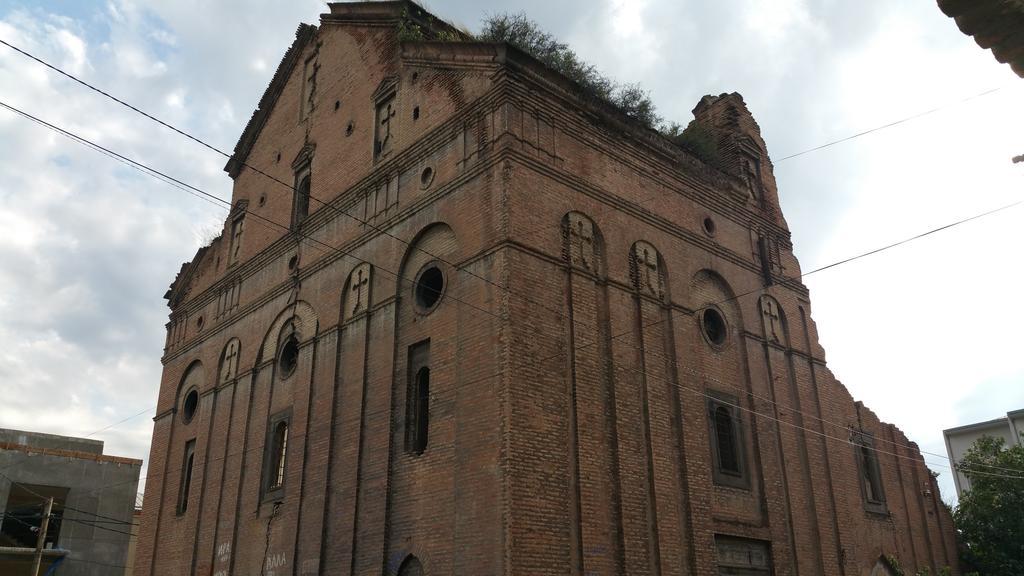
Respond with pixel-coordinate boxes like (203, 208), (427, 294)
(6, 36), (1014, 451)
(46, 329), (1024, 507)
(60, 516), (135, 537)
(0, 38), (575, 336)
(4, 40), (1021, 497)
(84, 405), (157, 438)
(775, 86), (1007, 161)
(6, 97), (1022, 485)
(0, 100), (504, 327)
(4, 99), (1022, 493)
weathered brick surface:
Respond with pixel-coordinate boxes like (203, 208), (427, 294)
(136, 3), (958, 575)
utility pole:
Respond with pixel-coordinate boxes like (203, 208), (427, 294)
(30, 496), (54, 576)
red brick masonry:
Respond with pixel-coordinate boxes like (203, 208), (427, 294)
(136, 3), (959, 575)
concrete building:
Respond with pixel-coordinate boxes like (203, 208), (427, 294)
(0, 428), (142, 575)
(943, 409), (1024, 496)
(136, 2), (959, 575)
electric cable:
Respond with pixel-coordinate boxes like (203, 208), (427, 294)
(5, 38), (1016, 454)
(84, 405), (158, 438)
(0, 37), (576, 335)
(7, 95), (1019, 473)
(0, 100), (504, 327)
(776, 86), (1007, 162)
(4, 45), (1022, 500)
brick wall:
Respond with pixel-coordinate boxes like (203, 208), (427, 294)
(136, 3), (959, 575)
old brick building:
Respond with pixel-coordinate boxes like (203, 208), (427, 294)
(136, 2), (959, 575)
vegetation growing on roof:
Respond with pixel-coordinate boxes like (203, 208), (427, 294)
(397, 9), (726, 167)
(670, 122), (722, 168)
(478, 13), (662, 130)
(397, 8), (467, 43)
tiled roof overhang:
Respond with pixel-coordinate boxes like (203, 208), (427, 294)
(937, 0), (1024, 77)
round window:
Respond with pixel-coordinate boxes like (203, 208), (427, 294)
(420, 166), (434, 189)
(182, 389), (199, 424)
(702, 216), (716, 237)
(278, 336), (299, 378)
(700, 307), (728, 347)
(414, 264), (445, 312)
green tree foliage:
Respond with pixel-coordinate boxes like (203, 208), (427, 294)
(953, 435), (1024, 575)
(403, 11), (720, 160)
(478, 13), (662, 129)
(671, 122), (721, 167)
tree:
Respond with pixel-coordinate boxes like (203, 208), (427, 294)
(953, 435), (1024, 575)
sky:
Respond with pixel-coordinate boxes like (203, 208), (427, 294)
(0, 0), (1021, 506)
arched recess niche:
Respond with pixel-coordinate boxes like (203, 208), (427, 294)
(561, 211), (604, 277)
(629, 240), (669, 303)
(690, 269), (745, 349)
(397, 223), (457, 309)
(176, 360), (205, 425)
(256, 301), (320, 382)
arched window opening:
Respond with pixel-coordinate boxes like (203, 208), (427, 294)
(411, 367), (430, 454)
(414, 264), (445, 312)
(701, 307), (728, 347)
(270, 421), (289, 490)
(181, 388), (199, 424)
(292, 174), (311, 229)
(397, 554), (423, 576)
(406, 340), (431, 455)
(177, 439), (196, 515)
(278, 335), (299, 379)
(715, 406), (739, 474)
(262, 410), (291, 499)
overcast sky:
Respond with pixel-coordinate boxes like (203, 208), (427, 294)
(0, 0), (1021, 505)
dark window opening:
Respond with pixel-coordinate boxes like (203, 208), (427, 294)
(279, 336), (299, 379)
(177, 439), (196, 515)
(262, 411), (291, 500)
(270, 421), (289, 490)
(420, 166), (434, 188)
(412, 106), (420, 120)
(702, 216), (716, 236)
(856, 435), (886, 509)
(701, 308), (728, 346)
(861, 445), (879, 500)
(397, 554), (424, 576)
(708, 394), (748, 489)
(714, 406), (740, 474)
(182, 389), (199, 424)
(414, 265), (444, 312)
(292, 174), (310, 229)
(0, 483), (67, 548)
(411, 367), (430, 454)
(406, 340), (431, 455)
